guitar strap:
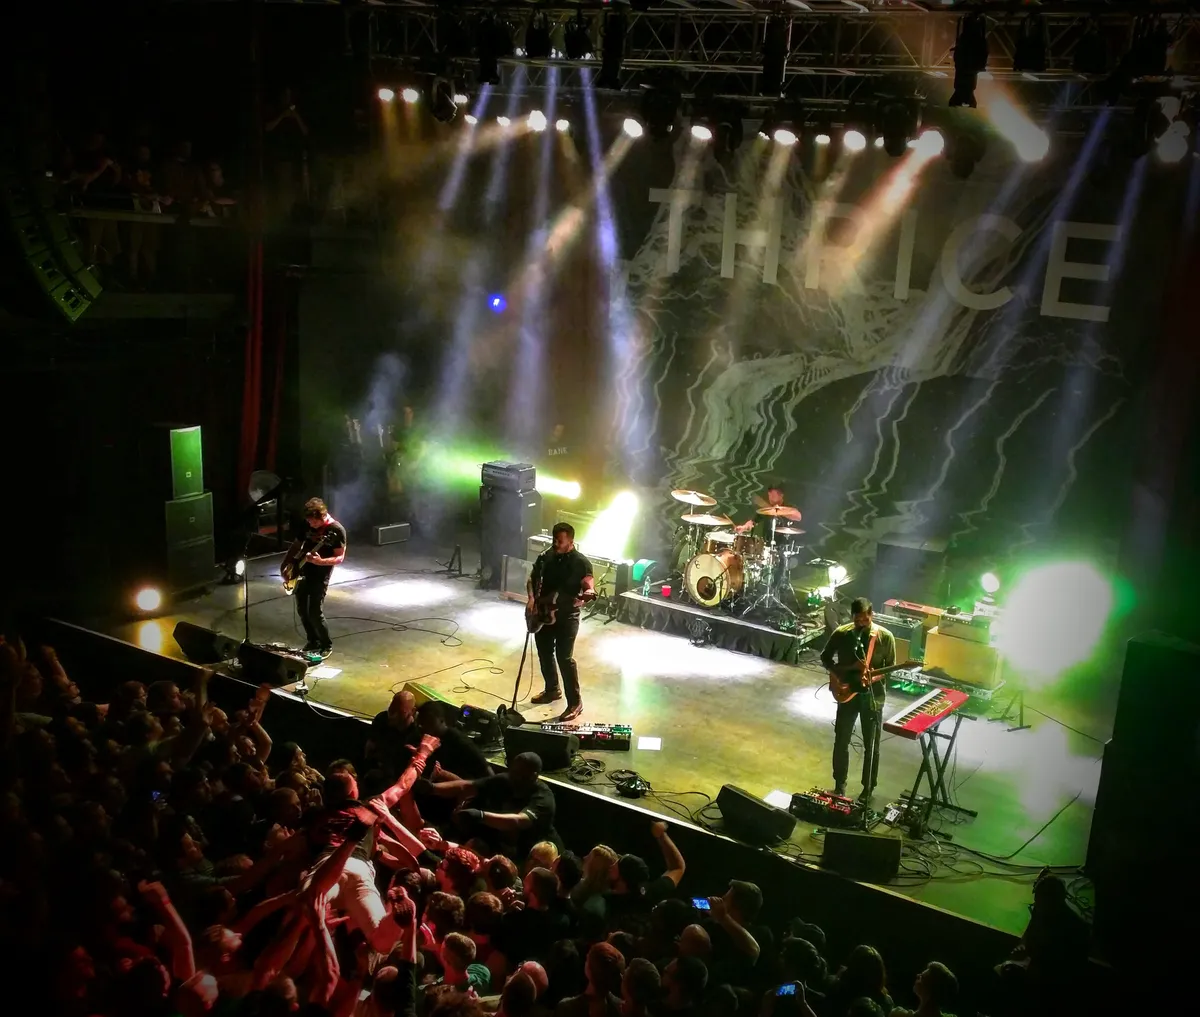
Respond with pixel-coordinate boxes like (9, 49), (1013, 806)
(863, 629), (880, 715)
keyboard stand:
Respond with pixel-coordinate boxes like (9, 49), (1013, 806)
(900, 714), (977, 836)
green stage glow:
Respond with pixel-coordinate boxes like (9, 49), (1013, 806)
(419, 444), (510, 491)
(993, 561), (1113, 679)
(581, 491), (639, 562)
(981, 571), (1001, 594)
(538, 476), (581, 500)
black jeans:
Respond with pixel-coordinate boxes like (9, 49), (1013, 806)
(833, 692), (884, 791)
(295, 568), (332, 649)
(534, 613), (581, 705)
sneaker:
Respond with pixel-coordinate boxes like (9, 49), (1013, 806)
(858, 787), (875, 804)
(559, 702), (584, 722)
(302, 642), (320, 653)
(531, 689), (563, 705)
(833, 783), (847, 798)
(318, 646), (333, 659)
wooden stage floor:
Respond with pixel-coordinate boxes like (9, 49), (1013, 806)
(112, 541), (1105, 937)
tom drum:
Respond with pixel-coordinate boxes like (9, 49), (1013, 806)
(702, 530), (737, 554)
(684, 551), (744, 608)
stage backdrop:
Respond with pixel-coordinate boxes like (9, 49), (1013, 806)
(299, 112), (1197, 593)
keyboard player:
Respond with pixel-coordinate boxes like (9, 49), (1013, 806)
(820, 597), (896, 804)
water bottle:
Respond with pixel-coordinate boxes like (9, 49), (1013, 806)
(642, 576), (651, 597)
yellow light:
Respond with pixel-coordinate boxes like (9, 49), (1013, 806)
(537, 477), (582, 500)
(135, 620), (166, 653)
(815, 133), (831, 146)
(135, 587), (163, 612)
(235, 559), (246, 578)
(497, 116), (512, 127)
(828, 564), (848, 587)
(773, 128), (797, 147)
(401, 87), (420, 104)
(581, 491), (639, 561)
(377, 87), (395, 103)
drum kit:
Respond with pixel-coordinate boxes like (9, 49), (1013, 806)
(669, 488), (807, 621)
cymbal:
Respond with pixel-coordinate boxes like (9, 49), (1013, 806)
(681, 512), (733, 527)
(757, 505), (802, 520)
(775, 526), (806, 536)
(671, 488), (717, 507)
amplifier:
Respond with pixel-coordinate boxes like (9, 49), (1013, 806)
(373, 522), (411, 546)
(540, 722), (632, 751)
(937, 611), (992, 644)
(238, 641), (308, 687)
(883, 599), (945, 628)
(789, 788), (868, 829)
(925, 628), (1004, 689)
(872, 612), (926, 661)
(525, 536), (625, 600)
(481, 461), (536, 493)
(717, 784), (797, 844)
(503, 725), (579, 770)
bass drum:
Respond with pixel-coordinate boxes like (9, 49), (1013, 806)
(684, 551), (744, 608)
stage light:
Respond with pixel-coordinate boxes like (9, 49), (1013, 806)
(640, 83), (681, 139)
(814, 132), (831, 146)
(477, 14), (513, 85)
(878, 97), (919, 156)
(598, 10), (626, 89)
(760, 14), (791, 97)
(377, 87), (395, 103)
(465, 114), (478, 126)
(453, 93), (469, 106)
(622, 117), (644, 138)
(1012, 11), (1048, 74)
(874, 136), (885, 149)
(712, 101), (746, 158)
(135, 586), (163, 613)
(564, 11), (593, 60)
(401, 87), (419, 105)
(992, 561), (1113, 682)
(946, 124), (985, 178)
(537, 477), (582, 500)
(497, 116), (511, 127)
(915, 129), (945, 158)
(555, 118), (570, 133)
(828, 564), (848, 587)
(135, 620), (166, 653)
(1015, 128), (1050, 163)
(949, 12), (989, 108)
(525, 12), (552, 60)
(429, 78), (458, 123)
(843, 129), (867, 152)
(488, 293), (507, 313)
(690, 123), (713, 142)
(581, 491), (640, 561)
(981, 572), (1001, 595)
(528, 109), (548, 132)
(774, 127), (798, 146)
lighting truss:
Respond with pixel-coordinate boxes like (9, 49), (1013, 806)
(355, 1), (1199, 111)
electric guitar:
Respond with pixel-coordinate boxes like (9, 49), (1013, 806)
(828, 659), (920, 704)
(280, 529), (338, 595)
(525, 588), (597, 634)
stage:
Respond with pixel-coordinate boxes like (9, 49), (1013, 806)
(111, 537), (1105, 937)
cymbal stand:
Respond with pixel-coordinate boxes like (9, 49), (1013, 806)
(739, 543), (798, 621)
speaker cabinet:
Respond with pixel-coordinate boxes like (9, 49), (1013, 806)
(716, 784), (797, 844)
(1112, 633), (1200, 757)
(873, 534), (947, 607)
(503, 725), (579, 771)
(872, 611), (926, 661)
(237, 641), (309, 687)
(165, 493), (214, 545)
(167, 536), (216, 590)
(480, 487), (543, 589)
(821, 828), (903, 882)
(173, 622), (239, 664)
(169, 426), (204, 499)
(141, 424), (204, 500)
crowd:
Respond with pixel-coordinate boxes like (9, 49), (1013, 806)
(0, 632), (1092, 1017)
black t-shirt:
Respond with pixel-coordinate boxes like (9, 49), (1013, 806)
(498, 900), (573, 964)
(369, 712), (422, 776)
(472, 774), (557, 857)
(434, 726), (493, 780)
(603, 874), (679, 933)
(819, 623), (896, 700)
(530, 547), (593, 618)
(299, 518), (348, 580)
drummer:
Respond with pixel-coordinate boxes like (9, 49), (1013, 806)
(733, 486), (794, 534)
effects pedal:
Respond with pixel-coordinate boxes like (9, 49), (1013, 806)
(540, 722), (633, 751)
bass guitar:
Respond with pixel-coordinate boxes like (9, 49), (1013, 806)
(280, 530), (337, 595)
(828, 659), (919, 704)
(525, 589), (597, 634)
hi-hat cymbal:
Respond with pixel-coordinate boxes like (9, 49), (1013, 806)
(775, 525), (806, 536)
(671, 488), (717, 507)
(757, 505), (802, 520)
(681, 512), (733, 527)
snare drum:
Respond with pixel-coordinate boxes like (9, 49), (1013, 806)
(684, 551), (744, 608)
(702, 530), (736, 554)
(732, 534), (764, 557)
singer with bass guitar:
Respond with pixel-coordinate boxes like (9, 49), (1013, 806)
(281, 497), (347, 658)
(820, 597), (897, 804)
(527, 521), (595, 722)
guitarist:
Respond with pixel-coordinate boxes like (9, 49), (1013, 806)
(527, 522), (595, 721)
(286, 497), (347, 658)
(820, 597), (895, 803)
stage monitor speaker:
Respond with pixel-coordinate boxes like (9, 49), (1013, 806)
(503, 725), (579, 771)
(237, 641), (308, 687)
(873, 534), (947, 607)
(1112, 632), (1200, 760)
(173, 622), (240, 664)
(716, 784), (797, 844)
(165, 492), (214, 545)
(821, 828), (903, 883)
(480, 487), (543, 589)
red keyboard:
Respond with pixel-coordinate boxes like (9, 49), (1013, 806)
(883, 687), (969, 739)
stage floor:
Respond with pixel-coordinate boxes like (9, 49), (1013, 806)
(111, 540), (1104, 936)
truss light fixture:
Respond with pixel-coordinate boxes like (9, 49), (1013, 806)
(465, 114), (478, 126)
(1073, 17), (1108, 76)
(525, 13), (552, 60)
(429, 78), (458, 123)
(878, 97), (919, 156)
(401, 87), (420, 105)
(843, 129), (867, 152)
(691, 123), (713, 142)
(760, 14), (791, 97)
(714, 101), (746, 157)
(874, 135), (885, 149)
(453, 92), (469, 106)
(622, 117), (644, 139)
(598, 11), (626, 89)
(814, 131), (831, 146)
(565, 12), (593, 61)
(555, 118), (571, 134)
(640, 82), (681, 139)
(947, 122), (985, 178)
(1013, 12), (1048, 74)
(478, 15), (514, 86)
(497, 115), (512, 128)
(377, 87), (395, 103)
(949, 12), (989, 108)
(774, 126), (798, 147)
(528, 109), (548, 133)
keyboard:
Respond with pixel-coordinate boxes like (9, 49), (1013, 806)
(883, 687), (969, 739)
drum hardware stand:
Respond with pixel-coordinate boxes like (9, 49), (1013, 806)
(739, 546), (798, 621)
(435, 544), (463, 576)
